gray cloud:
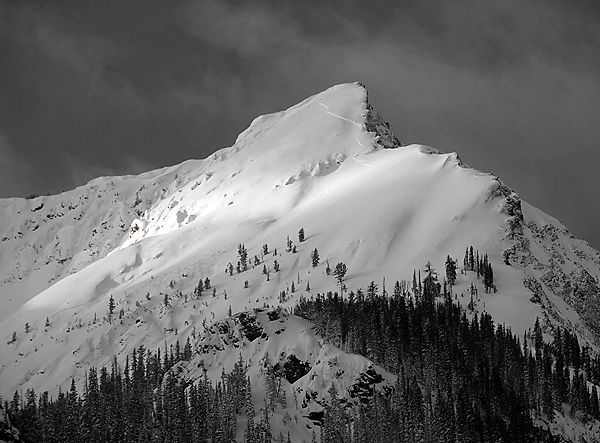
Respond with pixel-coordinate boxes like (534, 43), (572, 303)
(32, 16), (150, 112)
(0, 135), (34, 198)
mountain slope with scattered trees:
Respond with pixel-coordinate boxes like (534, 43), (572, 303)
(1, 83), (600, 442)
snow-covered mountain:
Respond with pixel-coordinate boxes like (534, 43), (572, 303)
(1, 83), (600, 440)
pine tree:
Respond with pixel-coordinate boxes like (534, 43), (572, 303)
(183, 337), (192, 361)
(311, 248), (320, 268)
(445, 255), (457, 286)
(367, 281), (378, 302)
(273, 260), (280, 272)
(333, 263), (347, 293)
(263, 353), (277, 413)
(194, 279), (204, 298)
(262, 244), (269, 256)
(469, 246), (475, 271)
(483, 256), (494, 292)
(298, 228), (305, 243)
(238, 244), (248, 271)
(204, 277), (211, 289)
(412, 270), (419, 297)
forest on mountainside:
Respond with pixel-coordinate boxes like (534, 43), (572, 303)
(294, 273), (600, 442)
(5, 253), (600, 443)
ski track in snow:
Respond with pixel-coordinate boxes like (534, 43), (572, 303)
(352, 157), (370, 166)
(319, 102), (362, 127)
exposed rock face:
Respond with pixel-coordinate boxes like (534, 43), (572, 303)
(347, 366), (386, 402)
(486, 178), (513, 202)
(237, 311), (265, 342)
(275, 354), (311, 384)
(497, 186), (600, 345)
(501, 192), (525, 240)
(361, 86), (402, 149)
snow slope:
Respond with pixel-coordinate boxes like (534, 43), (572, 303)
(1, 82), (600, 439)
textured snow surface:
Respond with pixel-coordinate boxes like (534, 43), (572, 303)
(1, 82), (600, 441)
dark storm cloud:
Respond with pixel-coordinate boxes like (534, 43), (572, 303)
(0, 0), (599, 248)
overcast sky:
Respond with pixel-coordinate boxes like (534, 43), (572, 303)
(1, 0), (599, 249)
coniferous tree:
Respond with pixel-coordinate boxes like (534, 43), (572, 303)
(469, 246), (475, 271)
(108, 294), (115, 316)
(298, 228), (305, 243)
(412, 270), (419, 297)
(333, 263), (347, 293)
(238, 244), (248, 271)
(445, 255), (457, 286)
(366, 281), (378, 302)
(183, 337), (192, 361)
(194, 279), (204, 298)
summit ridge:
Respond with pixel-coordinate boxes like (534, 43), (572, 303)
(1, 83), (600, 441)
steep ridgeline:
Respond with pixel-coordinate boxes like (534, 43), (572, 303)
(1, 83), (600, 441)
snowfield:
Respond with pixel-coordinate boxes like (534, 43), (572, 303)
(1, 82), (600, 441)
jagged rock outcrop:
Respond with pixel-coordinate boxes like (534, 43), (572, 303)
(362, 85), (402, 149)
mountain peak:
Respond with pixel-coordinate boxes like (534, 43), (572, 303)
(231, 82), (401, 161)
(2, 82), (600, 442)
